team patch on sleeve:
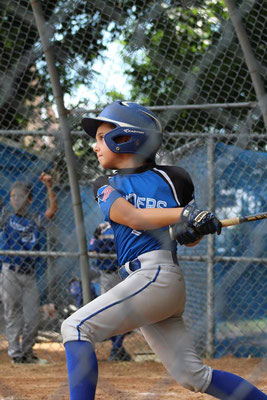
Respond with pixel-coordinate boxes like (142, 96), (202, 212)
(97, 185), (116, 204)
(95, 181), (122, 222)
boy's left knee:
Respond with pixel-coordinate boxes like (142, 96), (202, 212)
(61, 315), (79, 344)
(61, 315), (95, 345)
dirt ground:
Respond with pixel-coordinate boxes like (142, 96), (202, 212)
(0, 341), (266, 400)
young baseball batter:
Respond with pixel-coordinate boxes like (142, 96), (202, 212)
(61, 101), (267, 399)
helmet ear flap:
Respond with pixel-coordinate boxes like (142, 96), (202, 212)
(104, 127), (147, 154)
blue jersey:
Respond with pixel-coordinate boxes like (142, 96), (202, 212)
(94, 163), (194, 266)
(0, 210), (49, 270)
(88, 224), (119, 272)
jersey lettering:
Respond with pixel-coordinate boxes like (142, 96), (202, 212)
(157, 200), (168, 208)
(125, 193), (167, 209)
(146, 198), (156, 208)
(10, 219), (32, 232)
(136, 197), (145, 208)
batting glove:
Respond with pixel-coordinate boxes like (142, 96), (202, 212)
(175, 224), (202, 245)
(181, 202), (222, 235)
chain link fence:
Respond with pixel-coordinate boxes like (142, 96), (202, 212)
(0, 0), (266, 364)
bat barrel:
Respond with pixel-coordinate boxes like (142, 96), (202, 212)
(221, 212), (267, 228)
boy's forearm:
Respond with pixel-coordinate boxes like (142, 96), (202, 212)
(45, 187), (58, 219)
(110, 197), (183, 230)
(132, 207), (183, 230)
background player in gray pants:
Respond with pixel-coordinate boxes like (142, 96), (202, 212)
(1, 173), (57, 364)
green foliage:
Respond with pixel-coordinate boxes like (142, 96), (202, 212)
(1, 0), (266, 145)
(0, 0), (135, 130)
(120, 0), (266, 136)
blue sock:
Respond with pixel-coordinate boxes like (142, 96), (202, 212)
(205, 369), (267, 400)
(64, 340), (98, 400)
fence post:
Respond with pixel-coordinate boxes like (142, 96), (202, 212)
(225, 0), (267, 130)
(206, 136), (215, 358)
(30, 0), (91, 304)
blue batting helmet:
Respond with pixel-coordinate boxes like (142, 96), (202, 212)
(82, 101), (163, 158)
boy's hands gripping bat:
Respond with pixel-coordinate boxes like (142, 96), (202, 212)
(172, 203), (221, 245)
(180, 203), (222, 235)
(170, 208), (267, 245)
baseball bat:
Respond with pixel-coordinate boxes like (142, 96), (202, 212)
(220, 211), (267, 227)
(169, 211), (267, 240)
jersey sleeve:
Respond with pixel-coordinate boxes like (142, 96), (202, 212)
(96, 185), (122, 222)
(93, 176), (123, 222)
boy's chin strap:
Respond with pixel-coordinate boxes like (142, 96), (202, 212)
(64, 341), (98, 400)
(205, 369), (267, 400)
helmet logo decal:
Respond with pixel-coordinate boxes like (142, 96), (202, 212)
(124, 129), (144, 134)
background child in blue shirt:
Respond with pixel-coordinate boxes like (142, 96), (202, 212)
(1, 172), (57, 364)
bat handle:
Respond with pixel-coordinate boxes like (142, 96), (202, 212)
(221, 217), (240, 227)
